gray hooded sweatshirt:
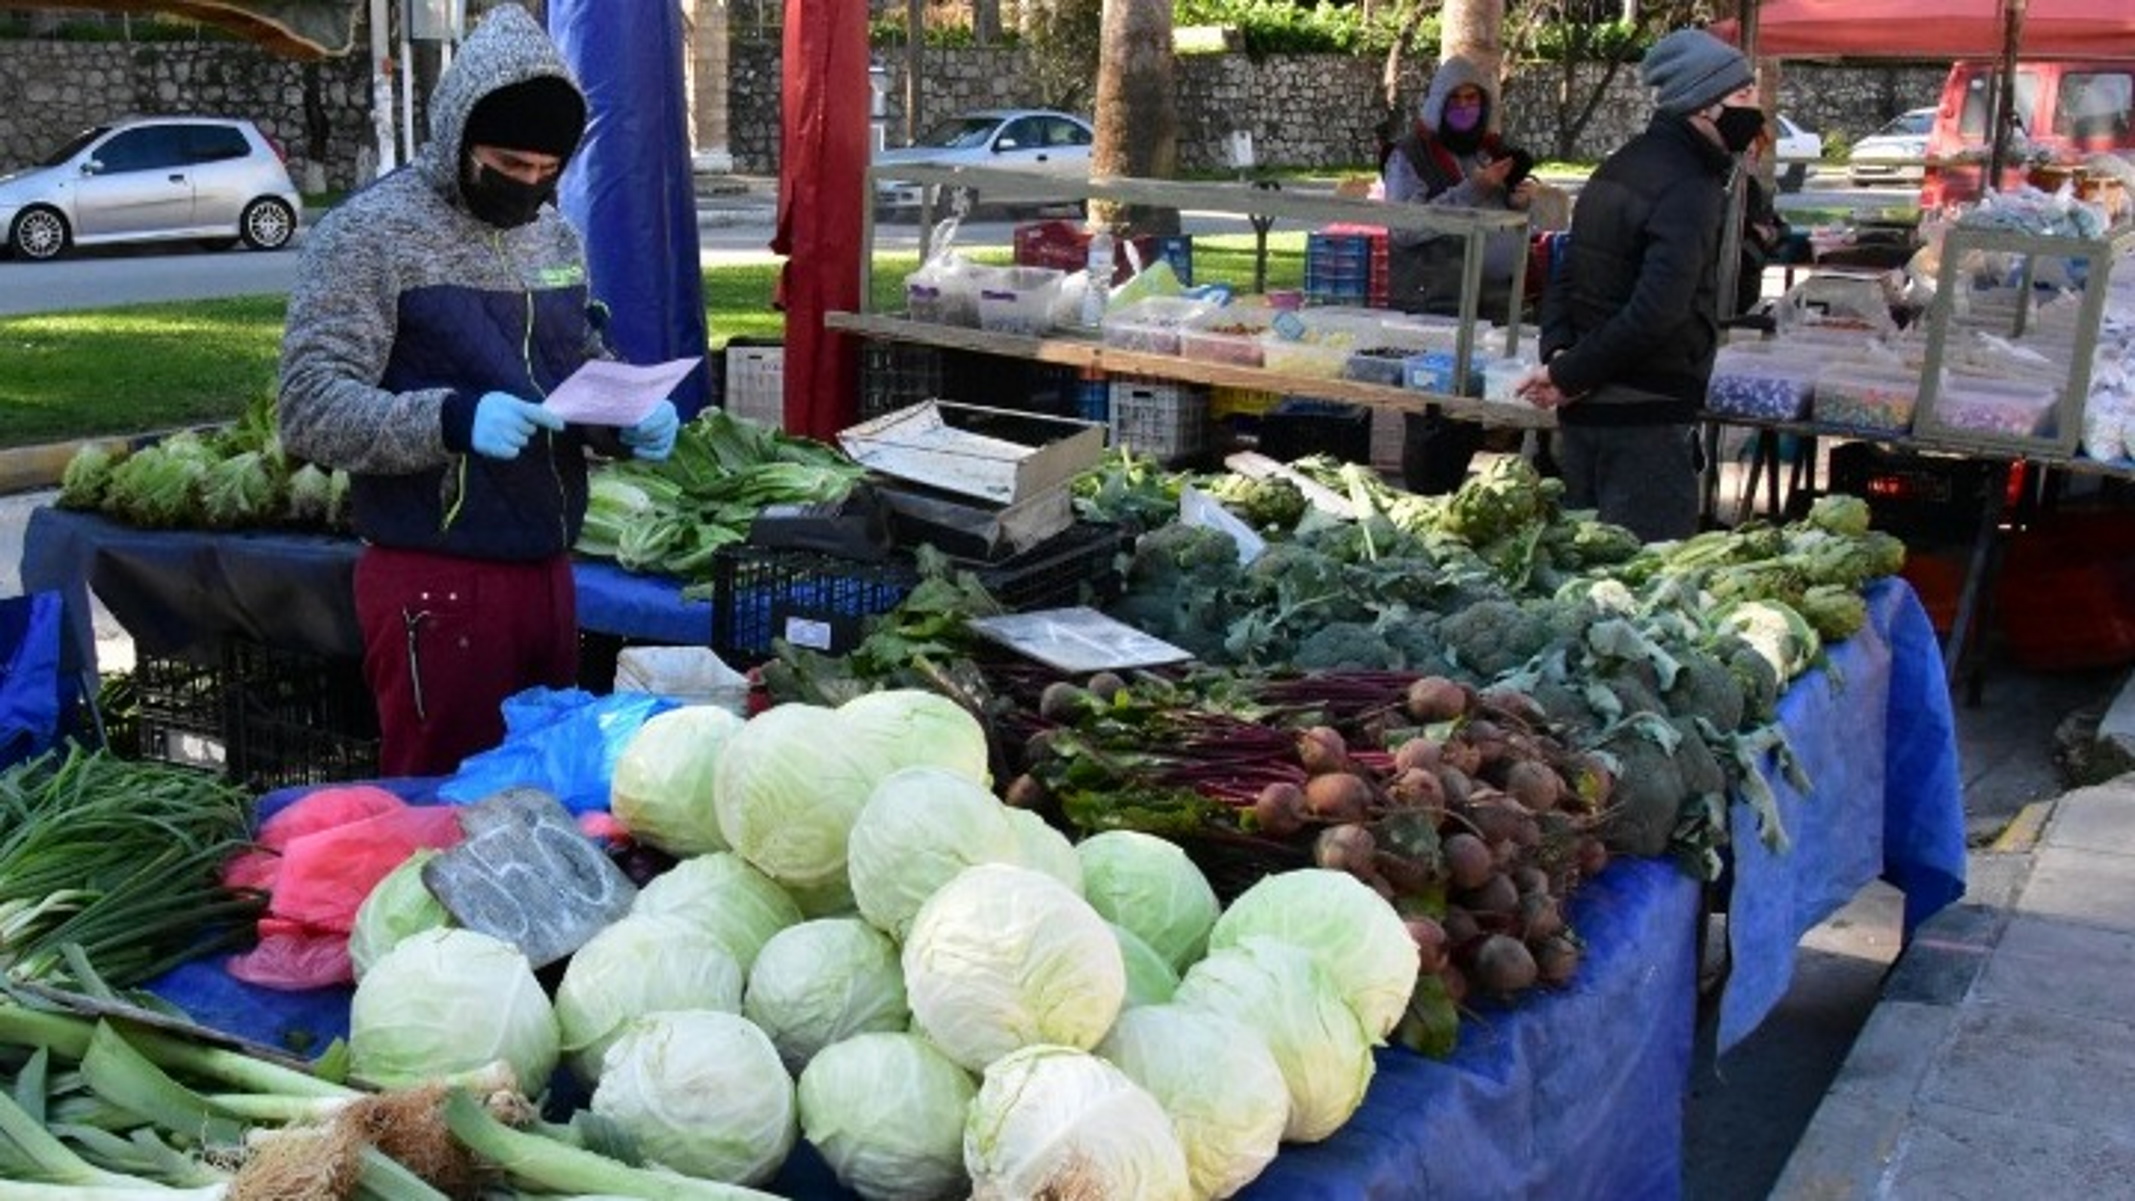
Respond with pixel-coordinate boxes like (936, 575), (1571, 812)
(1382, 55), (1529, 317)
(278, 3), (613, 561)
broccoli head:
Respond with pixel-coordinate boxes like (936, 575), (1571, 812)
(1439, 598), (1554, 678)
(1290, 621), (1400, 672)
(1664, 645), (1747, 733)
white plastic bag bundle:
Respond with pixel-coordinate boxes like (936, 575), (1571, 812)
(613, 646), (750, 715)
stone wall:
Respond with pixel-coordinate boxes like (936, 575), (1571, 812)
(0, 32), (1948, 189)
(732, 43), (1948, 176)
(0, 40), (375, 190)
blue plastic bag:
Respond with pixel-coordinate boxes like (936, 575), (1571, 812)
(435, 686), (676, 814)
(0, 592), (65, 769)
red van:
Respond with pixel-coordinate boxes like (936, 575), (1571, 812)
(1920, 59), (2135, 208)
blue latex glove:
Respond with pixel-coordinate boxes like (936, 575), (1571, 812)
(471, 392), (564, 460)
(621, 399), (680, 461)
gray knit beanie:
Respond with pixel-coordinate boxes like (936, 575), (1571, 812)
(1641, 29), (1755, 116)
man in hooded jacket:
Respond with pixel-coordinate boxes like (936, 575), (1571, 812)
(278, 3), (679, 776)
(1382, 56), (1535, 495)
(1517, 28), (1765, 543)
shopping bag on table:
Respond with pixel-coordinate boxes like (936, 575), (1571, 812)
(436, 686), (677, 814)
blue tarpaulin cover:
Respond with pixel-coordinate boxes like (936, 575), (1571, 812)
(1719, 577), (1966, 1051)
(0, 591), (65, 767)
(548, 0), (714, 417)
(137, 578), (1965, 1198)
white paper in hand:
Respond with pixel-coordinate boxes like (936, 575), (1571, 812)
(543, 356), (701, 426)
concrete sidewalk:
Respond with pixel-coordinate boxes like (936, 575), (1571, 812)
(1774, 770), (2135, 1197)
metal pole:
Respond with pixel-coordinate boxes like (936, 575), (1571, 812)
(369, 0), (398, 174)
(399, 0), (419, 164)
(1985, 0), (2028, 191)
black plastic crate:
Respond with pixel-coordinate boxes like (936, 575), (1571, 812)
(222, 638), (380, 789)
(1825, 442), (2003, 544)
(1258, 398), (1372, 464)
(712, 522), (1127, 665)
(860, 341), (947, 419)
(131, 653), (228, 772)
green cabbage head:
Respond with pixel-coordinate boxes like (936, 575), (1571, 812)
(714, 703), (878, 894)
(591, 1009), (797, 1186)
(965, 1044), (1191, 1201)
(348, 849), (451, 981)
(797, 1032), (975, 1201)
(744, 918), (909, 1073)
(554, 912), (746, 1088)
(1097, 1004), (1289, 1199)
(1173, 936), (1375, 1143)
(846, 767), (1023, 941)
(610, 705), (746, 856)
(630, 852), (802, 971)
(902, 864), (1123, 1072)
(1207, 867), (1420, 1041)
(1075, 830), (1220, 972)
(835, 688), (992, 785)
(349, 928), (558, 1093)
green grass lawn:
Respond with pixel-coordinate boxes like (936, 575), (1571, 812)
(0, 231), (1313, 449)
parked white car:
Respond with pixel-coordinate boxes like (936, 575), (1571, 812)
(0, 116), (300, 261)
(1772, 113), (1824, 192)
(1847, 107), (1937, 187)
(873, 108), (1094, 216)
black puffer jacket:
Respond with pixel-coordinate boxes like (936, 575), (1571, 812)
(1539, 113), (1736, 426)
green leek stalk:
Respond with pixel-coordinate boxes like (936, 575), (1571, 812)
(0, 1003), (357, 1100)
(440, 1090), (784, 1200)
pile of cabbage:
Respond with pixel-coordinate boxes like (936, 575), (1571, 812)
(344, 689), (1423, 1199)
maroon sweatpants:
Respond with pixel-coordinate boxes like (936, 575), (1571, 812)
(353, 546), (578, 778)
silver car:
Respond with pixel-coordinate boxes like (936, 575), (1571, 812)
(873, 108), (1094, 215)
(0, 116), (301, 261)
(1847, 108), (1937, 187)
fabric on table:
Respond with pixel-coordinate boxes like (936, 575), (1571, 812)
(17, 508), (713, 683)
(1718, 577), (1965, 1051)
(0, 591), (66, 767)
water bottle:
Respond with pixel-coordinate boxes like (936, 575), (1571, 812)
(1082, 229), (1114, 328)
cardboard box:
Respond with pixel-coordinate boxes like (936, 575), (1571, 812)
(837, 400), (1105, 506)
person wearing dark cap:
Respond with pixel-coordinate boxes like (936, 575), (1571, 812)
(1382, 55), (1537, 495)
(1516, 27), (1765, 542)
(278, 3), (680, 776)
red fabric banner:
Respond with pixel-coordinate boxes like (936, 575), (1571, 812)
(771, 0), (871, 439)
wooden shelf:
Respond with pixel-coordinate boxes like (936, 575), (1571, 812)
(824, 312), (1555, 430)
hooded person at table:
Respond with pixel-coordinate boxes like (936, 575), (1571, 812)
(1516, 28), (1763, 543)
(1382, 55), (1537, 495)
(277, 3), (680, 777)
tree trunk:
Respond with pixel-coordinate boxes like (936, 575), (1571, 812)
(904, 0), (924, 145)
(1091, 0), (1178, 233)
(975, 0), (1001, 46)
(1440, 0), (1505, 116)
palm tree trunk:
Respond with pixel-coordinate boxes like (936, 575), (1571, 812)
(1091, 0), (1178, 233)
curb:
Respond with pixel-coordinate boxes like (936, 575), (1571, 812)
(1987, 799), (2055, 854)
(0, 438), (110, 496)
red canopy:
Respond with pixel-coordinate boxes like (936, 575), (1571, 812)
(1716, 0), (2135, 59)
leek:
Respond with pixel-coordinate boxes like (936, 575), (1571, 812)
(440, 1089), (783, 1200)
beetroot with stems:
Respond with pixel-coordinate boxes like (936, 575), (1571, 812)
(1303, 772), (1373, 823)
(1471, 934), (1539, 995)
(1405, 675), (1468, 723)
(1296, 725), (1351, 775)
(1253, 781), (1307, 837)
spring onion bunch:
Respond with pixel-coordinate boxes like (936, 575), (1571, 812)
(0, 746), (263, 990)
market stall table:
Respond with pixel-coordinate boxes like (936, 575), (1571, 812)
(129, 576), (1960, 1199)
(17, 506), (714, 681)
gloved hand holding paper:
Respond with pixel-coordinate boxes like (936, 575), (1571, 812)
(543, 356), (701, 426)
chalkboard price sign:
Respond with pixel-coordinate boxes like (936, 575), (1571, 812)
(422, 786), (638, 968)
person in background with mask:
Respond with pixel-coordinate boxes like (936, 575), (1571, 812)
(1382, 56), (1536, 495)
(1515, 28), (1763, 542)
(278, 4), (680, 776)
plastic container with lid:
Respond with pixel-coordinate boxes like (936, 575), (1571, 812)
(1812, 362), (1921, 433)
(1934, 373), (2061, 439)
(1101, 295), (1219, 356)
(1178, 304), (1277, 367)
(1482, 356), (1539, 403)
(973, 266), (1067, 336)
(1706, 348), (1817, 420)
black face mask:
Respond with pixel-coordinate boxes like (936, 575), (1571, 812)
(461, 158), (555, 228)
(1713, 106), (1766, 154)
